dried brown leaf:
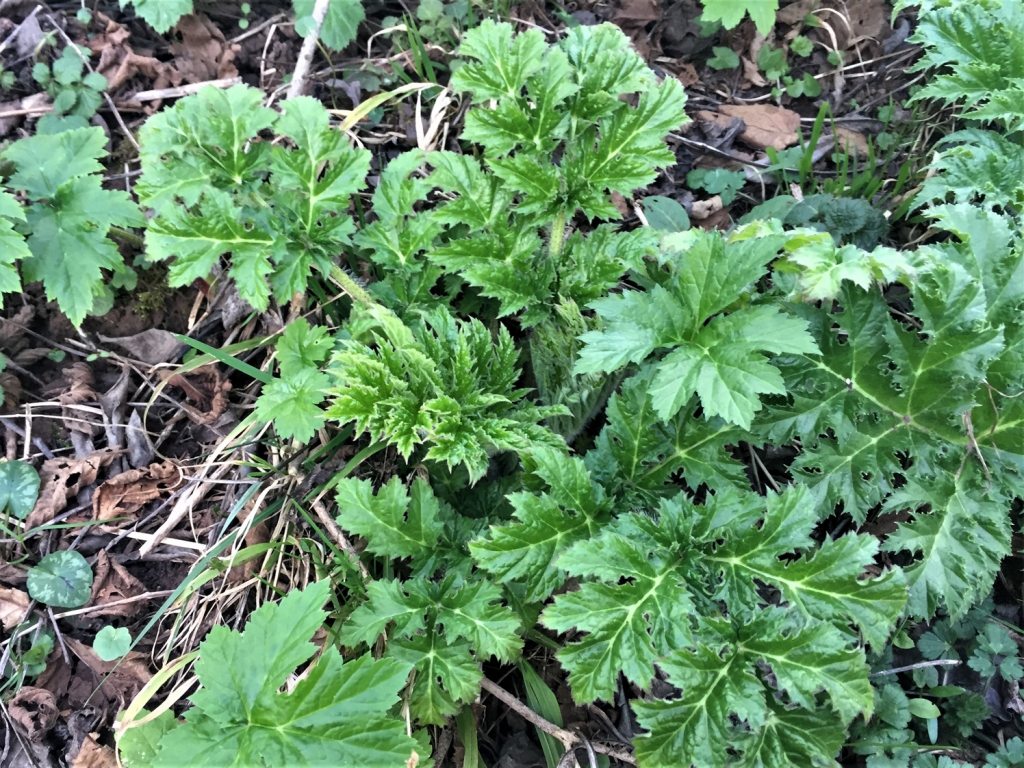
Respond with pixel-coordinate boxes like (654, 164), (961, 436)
(719, 104), (801, 150)
(9, 687), (58, 741)
(92, 460), (181, 527)
(26, 449), (122, 529)
(86, 551), (146, 619)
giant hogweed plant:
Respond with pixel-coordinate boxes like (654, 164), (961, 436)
(97, 15), (1021, 768)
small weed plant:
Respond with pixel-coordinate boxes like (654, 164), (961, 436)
(0, 4), (1021, 767)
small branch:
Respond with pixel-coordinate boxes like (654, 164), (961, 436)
(479, 678), (637, 765)
(130, 77), (242, 103)
(287, 0), (332, 100)
(310, 497), (370, 580)
(870, 659), (961, 678)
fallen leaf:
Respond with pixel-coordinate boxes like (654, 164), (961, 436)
(720, 104), (801, 150)
(86, 13), (178, 93)
(0, 586), (30, 630)
(834, 126), (870, 157)
(823, 0), (887, 50)
(85, 551), (147, 619)
(37, 638), (151, 722)
(25, 449), (122, 529)
(93, 461), (181, 528)
(169, 14), (240, 84)
(98, 329), (185, 366)
(690, 194), (724, 220)
(777, 0), (820, 25)
(70, 734), (117, 768)
(0, 560), (28, 587)
(160, 366), (232, 426)
(59, 363), (101, 438)
(742, 56), (768, 87)
(9, 687), (58, 740)
(125, 409), (155, 469)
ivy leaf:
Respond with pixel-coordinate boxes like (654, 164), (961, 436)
(152, 582), (424, 767)
(470, 447), (612, 602)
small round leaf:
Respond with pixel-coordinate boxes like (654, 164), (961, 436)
(0, 460), (40, 520)
(93, 626), (131, 661)
(27, 551), (93, 608)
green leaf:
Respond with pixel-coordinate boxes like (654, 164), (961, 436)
(471, 448), (612, 602)
(907, 699), (941, 720)
(27, 550), (93, 608)
(117, 710), (178, 768)
(643, 196), (690, 232)
(577, 228), (817, 428)
(254, 368), (329, 443)
(153, 581), (423, 767)
(0, 460), (40, 520)
(335, 476), (444, 568)
(93, 626), (132, 661)
(707, 46), (740, 70)
(327, 306), (566, 483)
(294, 0), (367, 51)
(700, 0), (779, 36)
(451, 20), (547, 101)
(276, 319), (334, 378)
(341, 576), (521, 724)
(119, 0), (193, 32)
(883, 476), (1011, 621)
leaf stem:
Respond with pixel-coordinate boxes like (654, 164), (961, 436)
(329, 264), (378, 308)
(548, 209), (566, 258)
(478, 677), (637, 765)
(108, 225), (144, 248)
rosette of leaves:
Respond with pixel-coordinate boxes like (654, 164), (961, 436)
(760, 204), (1022, 620)
(324, 304), (567, 482)
(31, 46), (108, 134)
(534, 485), (905, 766)
(137, 87), (370, 311)
(335, 476), (522, 726)
(909, 0), (1024, 211)
(0, 127), (143, 325)
(360, 21), (684, 326)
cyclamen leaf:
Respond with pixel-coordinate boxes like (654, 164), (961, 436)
(151, 582), (422, 767)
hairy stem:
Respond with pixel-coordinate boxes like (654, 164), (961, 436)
(548, 209), (567, 258)
(329, 264), (378, 308)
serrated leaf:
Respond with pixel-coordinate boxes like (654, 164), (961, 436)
(882, 476), (1010, 621)
(254, 367), (329, 443)
(341, 576), (520, 725)
(153, 581), (423, 767)
(27, 550), (93, 608)
(335, 476), (443, 566)
(577, 228), (817, 428)
(470, 448), (612, 602)
(276, 318), (334, 378)
(699, 0), (779, 35)
(117, 709), (178, 768)
(451, 21), (546, 101)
